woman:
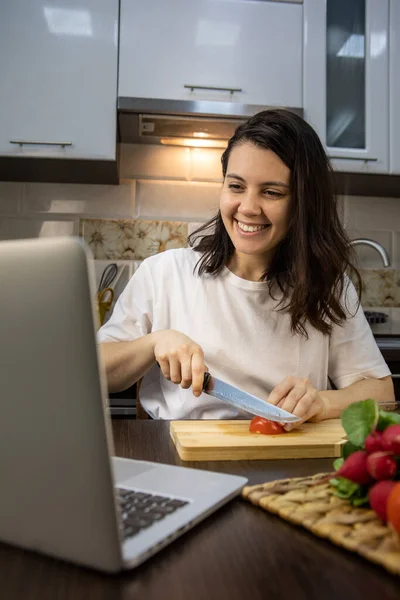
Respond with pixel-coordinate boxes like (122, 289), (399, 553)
(98, 109), (394, 427)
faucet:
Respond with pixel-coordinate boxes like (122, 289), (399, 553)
(350, 238), (391, 267)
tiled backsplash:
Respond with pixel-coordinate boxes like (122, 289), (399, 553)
(134, 180), (219, 221)
(0, 143), (400, 297)
(359, 269), (400, 307)
(80, 218), (189, 260)
(344, 196), (400, 269)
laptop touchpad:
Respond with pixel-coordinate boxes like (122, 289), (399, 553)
(111, 457), (157, 484)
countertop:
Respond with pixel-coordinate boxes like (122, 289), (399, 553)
(1, 421), (399, 600)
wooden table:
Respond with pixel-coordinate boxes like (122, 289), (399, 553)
(1, 421), (399, 600)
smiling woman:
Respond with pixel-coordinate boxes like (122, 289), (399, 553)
(98, 109), (394, 424)
(191, 109), (359, 338)
(219, 145), (291, 282)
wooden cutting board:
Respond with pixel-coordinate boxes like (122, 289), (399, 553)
(170, 419), (347, 461)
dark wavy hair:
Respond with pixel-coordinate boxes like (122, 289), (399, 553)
(188, 108), (361, 337)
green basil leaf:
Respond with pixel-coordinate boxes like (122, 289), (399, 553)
(341, 399), (379, 446)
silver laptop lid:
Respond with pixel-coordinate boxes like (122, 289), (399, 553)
(0, 237), (122, 572)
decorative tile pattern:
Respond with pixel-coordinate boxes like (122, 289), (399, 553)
(81, 218), (400, 306)
(359, 269), (400, 307)
(80, 218), (188, 260)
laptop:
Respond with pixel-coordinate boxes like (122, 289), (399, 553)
(0, 237), (247, 573)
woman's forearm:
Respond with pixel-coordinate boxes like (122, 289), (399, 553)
(99, 334), (159, 393)
(318, 376), (395, 421)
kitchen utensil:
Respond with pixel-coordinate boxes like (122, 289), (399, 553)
(98, 263), (118, 293)
(202, 372), (300, 424)
(97, 287), (114, 326)
(170, 419), (346, 461)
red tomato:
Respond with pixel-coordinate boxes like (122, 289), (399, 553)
(249, 417), (286, 435)
(387, 482), (400, 537)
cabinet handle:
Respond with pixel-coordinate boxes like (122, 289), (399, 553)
(184, 84), (242, 95)
(9, 140), (72, 148)
(329, 155), (378, 162)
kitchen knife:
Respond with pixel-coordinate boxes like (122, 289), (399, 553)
(202, 372), (301, 424)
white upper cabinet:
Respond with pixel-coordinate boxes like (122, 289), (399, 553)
(119, 0), (303, 108)
(390, 0), (400, 174)
(0, 0), (118, 160)
(303, 0), (389, 173)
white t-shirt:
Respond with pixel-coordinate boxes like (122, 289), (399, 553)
(98, 248), (390, 419)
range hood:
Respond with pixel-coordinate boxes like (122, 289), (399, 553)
(118, 97), (303, 148)
(117, 97), (400, 197)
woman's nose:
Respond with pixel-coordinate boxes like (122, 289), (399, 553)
(238, 191), (262, 216)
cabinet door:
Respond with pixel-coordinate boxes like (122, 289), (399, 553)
(390, 0), (400, 173)
(0, 0), (118, 160)
(304, 0), (389, 173)
(119, 0), (303, 107)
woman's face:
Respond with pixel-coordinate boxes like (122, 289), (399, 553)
(220, 142), (292, 265)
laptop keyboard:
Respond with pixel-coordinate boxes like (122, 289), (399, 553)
(117, 487), (190, 540)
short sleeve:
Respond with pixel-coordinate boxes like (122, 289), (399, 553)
(328, 279), (391, 388)
(97, 261), (154, 343)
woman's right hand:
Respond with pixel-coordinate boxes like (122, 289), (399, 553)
(152, 330), (207, 397)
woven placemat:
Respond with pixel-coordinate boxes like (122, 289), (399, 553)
(242, 473), (400, 576)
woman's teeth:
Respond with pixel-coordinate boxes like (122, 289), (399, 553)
(237, 221), (269, 233)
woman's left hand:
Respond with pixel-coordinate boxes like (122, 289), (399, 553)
(267, 376), (328, 431)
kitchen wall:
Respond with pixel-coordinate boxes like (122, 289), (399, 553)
(0, 144), (400, 271)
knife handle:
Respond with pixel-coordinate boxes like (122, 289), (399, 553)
(202, 372), (211, 391)
(157, 361), (210, 391)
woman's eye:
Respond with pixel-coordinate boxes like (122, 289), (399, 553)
(264, 190), (283, 198)
(228, 184), (243, 191)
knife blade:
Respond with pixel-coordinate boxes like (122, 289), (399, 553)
(202, 373), (301, 424)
